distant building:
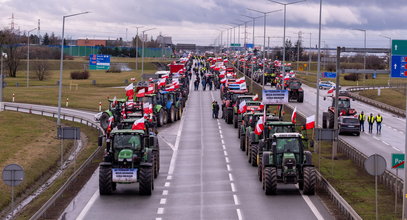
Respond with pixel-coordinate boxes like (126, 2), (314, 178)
(156, 35), (173, 47)
(77, 39), (106, 47)
(176, 43), (196, 51)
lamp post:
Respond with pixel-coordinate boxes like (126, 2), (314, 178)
(0, 50), (6, 106)
(380, 35), (392, 86)
(57, 11), (90, 127)
(141, 28), (156, 75)
(241, 14), (262, 48)
(268, 0), (306, 73)
(354, 28), (367, 69)
(247, 8), (282, 88)
(26, 28), (37, 88)
(238, 20), (251, 48)
(316, 0), (323, 167)
(231, 22), (242, 45)
(135, 26), (143, 71)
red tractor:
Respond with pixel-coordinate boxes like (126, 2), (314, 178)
(322, 95), (357, 128)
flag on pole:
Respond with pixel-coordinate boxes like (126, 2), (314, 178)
(253, 94), (259, 101)
(125, 83), (134, 98)
(327, 86), (335, 94)
(158, 78), (166, 86)
(131, 118), (145, 130)
(254, 116), (264, 135)
(166, 85), (175, 92)
(305, 115), (315, 129)
(238, 100), (247, 114)
(143, 102), (152, 114)
(236, 77), (246, 84)
(136, 88), (146, 97)
(147, 84), (155, 94)
(291, 106), (297, 124)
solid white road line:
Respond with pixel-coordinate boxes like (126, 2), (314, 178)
(236, 209), (243, 220)
(76, 190), (99, 220)
(301, 195), (324, 220)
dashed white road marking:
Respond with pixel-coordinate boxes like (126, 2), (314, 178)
(221, 139), (225, 145)
(383, 141), (390, 146)
(231, 182), (236, 192)
(155, 218), (162, 220)
(373, 136), (380, 141)
(229, 173), (234, 181)
(220, 134), (224, 139)
(225, 157), (230, 163)
(393, 147), (401, 151)
(162, 190), (168, 196)
(222, 145), (226, 150)
(167, 175), (172, 180)
(160, 198), (167, 205)
(224, 151), (228, 156)
(164, 182), (171, 187)
(233, 194), (240, 205)
(227, 164), (231, 171)
(157, 208), (164, 215)
(236, 209), (243, 220)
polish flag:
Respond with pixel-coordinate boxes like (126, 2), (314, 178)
(131, 118), (145, 130)
(238, 100), (247, 114)
(219, 71), (226, 78)
(253, 94), (259, 101)
(158, 78), (166, 86)
(220, 78), (227, 84)
(291, 106), (297, 124)
(236, 77), (246, 84)
(239, 82), (247, 90)
(305, 115), (315, 129)
(112, 96), (118, 107)
(166, 85), (175, 92)
(107, 116), (114, 131)
(125, 83), (134, 98)
(172, 79), (180, 88)
(254, 116), (264, 135)
(161, 74), (169, 79)
(136, 88), (145, 97)
(259, 102), (264, 110)
(327, 86), (335, 94)
(143, 102), (153, 114)
(147, 84), (155, 94)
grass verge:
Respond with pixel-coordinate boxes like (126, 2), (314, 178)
(359, 89), (406, 110)
(314, 141), (401, 219)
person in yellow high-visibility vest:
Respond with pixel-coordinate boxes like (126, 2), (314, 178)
(376, 113), (383, 134)
(367, 113), (375, 133)
(358, 111), (366, 132)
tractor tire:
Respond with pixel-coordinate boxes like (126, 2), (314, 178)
(264, 167), (277, 195)
(328, 112), (335, 129)
(298, 92), (304, 103)
(303, 166), (316, 195)
(245, 131), (251, 156)
(163, 110), (168, 125)
(258, 159), (263, 182)
(227, 110), (233, 124)
(99, 166), (113, 195)
(139, 167), (153, 195)
(178, 106), (183, 119)
(251, 144), (258, 167)
(240, 135), (246, 151)
(154, 151), (160, 178)
(169, 106), (176, 123)
(233, 115), (238, 128)
(99, 112), (110, 130)
(158, 110), (165, 127)
(322, 112), (328, 129)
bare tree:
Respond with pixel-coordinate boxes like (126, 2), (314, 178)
(34, 60), (49, 81)
(0, 28), (24, 77)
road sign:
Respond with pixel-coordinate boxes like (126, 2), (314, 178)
(322, 72), (337, 78)
(392, 153), (405, 169)
(392, 40), (407, 55)
(245, 43), (254, 48)
(391, 55), (407, 77)
(262, 90), (288, 104)
(364, 154), (386, 176)
(230, 43), (241, 47)
(89, 54), (110, 70)
(2, 164), (24, 186)
(57, 127), (80, 140)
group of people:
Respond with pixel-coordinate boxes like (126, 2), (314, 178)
(194, 75), (216, 91)
(358, 111), (383, 134)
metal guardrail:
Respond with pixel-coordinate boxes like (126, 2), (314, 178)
(2, 104), (105, 220)
(232, 64), (363, 220)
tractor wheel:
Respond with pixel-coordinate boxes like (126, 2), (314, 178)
(158, 110), (165, 127)
(99, 112), (110, 130)
(178, 106), (183, 119)
(251, 144), (258, 167)
(303, 166), (316, 195)
(264, 167), (277, 195)
(227, 110), (233, 124)
(245, 131), (250, 156)
(139, 167), (153, 195)
(169, 106), (176, 123)
(99, 166), (113, 195)
(233, 115), (238, 128)
(240, 135), (246, 151)
(154, 151), (160, 178)
(258, 159), (263, 182)
(322, 112), (328, 129)
(298, 92), (304, 103)
(328, 112), (335, 129)
(163, 110), (168, 125)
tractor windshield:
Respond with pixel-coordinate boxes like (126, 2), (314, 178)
(276, 138), (300, 154)
(268, 126), (295, 137)
(337, 99), (350, 108)
(113, 134), (142, 150)
(289, 82), (301, 89)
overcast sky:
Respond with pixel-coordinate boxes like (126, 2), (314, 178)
(1, 0), (406, 48)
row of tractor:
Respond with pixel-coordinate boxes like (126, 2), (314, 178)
(216, 63), (316, 195)
(96, 56), (193, 196)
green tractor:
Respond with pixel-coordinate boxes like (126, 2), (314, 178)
(99, 128), (157, 195)
(99, 98), (128, 131)
(233, 98), (263, 129)
(260, 133), (315, 195)
(136, 94), (167, 127)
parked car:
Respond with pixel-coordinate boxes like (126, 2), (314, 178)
(338, 116), (360, 136)
(319, 81), (337, 90)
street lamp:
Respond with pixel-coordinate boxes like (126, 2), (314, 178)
(247, 8), (282, 88)
(268, 0), (306, 73)
(0, 50), (7, 106)
(141, 28), (156, 75)
(57, 11), (90, 127)
(134, 26), (144, 71)
(354, 28), (367, 69)
(380, 35), (392, 86)
(26, 27), (37, 88)
(238, 20), (251, 47)
(242, 14), (263, 48)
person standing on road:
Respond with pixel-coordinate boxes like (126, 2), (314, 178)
(214, 101), (220, 118)
(358, 111), (366, 132)
(202, 76), (207, 91)
(367, 113), (375, 133)
(212, 101), (217, 118)
(376, 113), (383, 134)
(208, 77), (213, 90)
(194, 78), (199, 91)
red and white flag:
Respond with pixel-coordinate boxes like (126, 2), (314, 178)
(327, 86), (335, 94)
(112, 96), (118, 107)
(219, 71), (226, 78)
(291, 106), (297, 124)
(238, 100), (247, 114)
(147, 84), (155, 94)
(158, 78), (166, 86)
(305, 115), (315, 129)
(172, 79), (180, 88)
(143, 102), (152, 114)
(253, 94), (259, 101)
(136, 88), (145, 97)
(220, 78), (227, 84)
(131, 118), (145, 130)
(125, 83), (134, 98)
(236, 77), (246, 84)
(161, 74), (169, 79)
(254, 116), (264, 135)
(166, 85), (175, 92)
(259, 102), (264, 110)
(107, 116), (114, 131)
